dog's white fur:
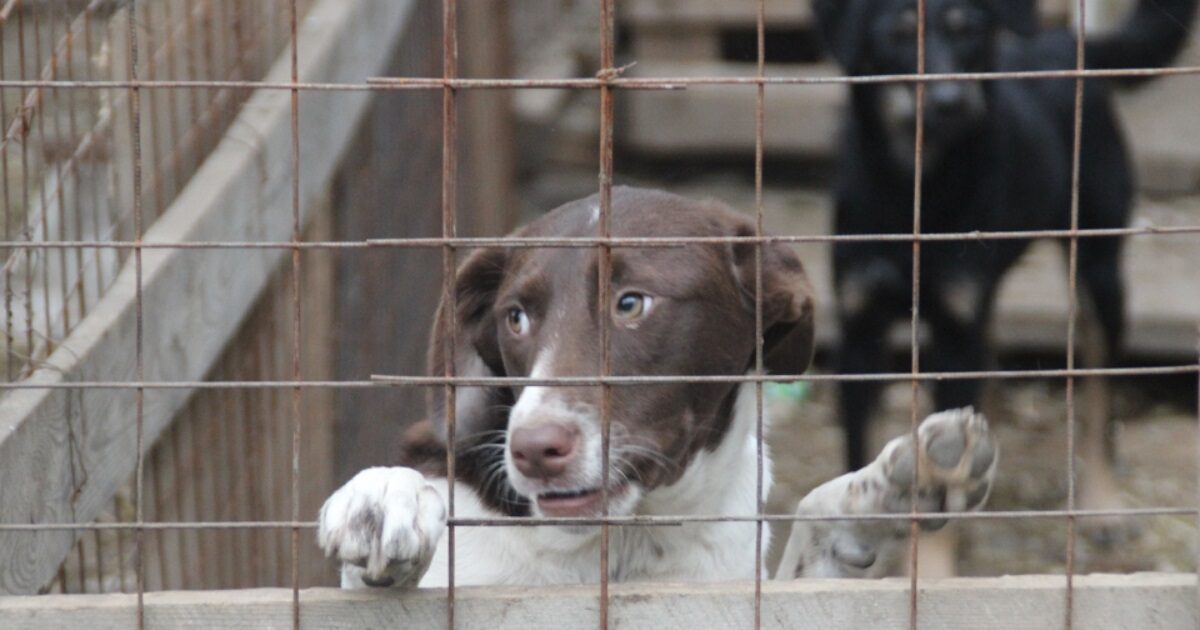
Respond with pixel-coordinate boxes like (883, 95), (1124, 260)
(319, 382), (995, 587)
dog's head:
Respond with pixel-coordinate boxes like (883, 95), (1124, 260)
(424, 187), (814, 519)
(815, 0), (1037, 167)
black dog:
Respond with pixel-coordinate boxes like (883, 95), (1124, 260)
(815, 0), (1195, 529)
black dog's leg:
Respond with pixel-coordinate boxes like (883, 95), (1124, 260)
(1068, 231), (1137, 545)
(835, 257), (905, 470)
(838, 314), (891, 471)
(924, 276), (992, 415)
(1076, 236), (1126, 361)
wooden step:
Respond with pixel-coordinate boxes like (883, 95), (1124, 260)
(622, 61), (843, 156)
(622, 0), (810, 28)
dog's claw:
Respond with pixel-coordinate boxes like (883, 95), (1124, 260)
(317, 467), (446, 589)
(777, 407), (997, 579)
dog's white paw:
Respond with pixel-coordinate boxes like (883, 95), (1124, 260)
(317, 467), (446, 589)
(778, 407), (996, 579)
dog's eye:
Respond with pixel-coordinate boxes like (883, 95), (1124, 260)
(506, 307), (531, 335)
(614, 292), (653, 320)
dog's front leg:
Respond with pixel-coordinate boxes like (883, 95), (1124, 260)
(317, 467), (446, 589)
(776, 408), (997, 578)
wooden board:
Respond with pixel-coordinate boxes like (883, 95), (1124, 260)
(624, 61), (843, 156)
(620, 3), (1200, 194)
(0, 0), (417, 596)
(622, 0), (810, 27)
(1116, 36), (1200, 194)
(0, 573), (1195, 629)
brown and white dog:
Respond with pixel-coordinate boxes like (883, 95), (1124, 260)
(316, 187), (997, 587)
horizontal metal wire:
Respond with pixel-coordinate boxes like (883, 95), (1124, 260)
(1, 223), (1198, 251)
(372, 65), (1200, 87)
(1, 365), (1195, 390)
(0, 64), (1196, 93)
(1, 507), (1194, 532)
(0, 224), (1197, 251)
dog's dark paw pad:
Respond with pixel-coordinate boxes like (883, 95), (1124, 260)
(926, 423), (966, 470)
(361, 575), (395, 588)
(885, 438), (916, 487)
(1080, 517), (1143, 549)
(832, 536), (878, 570)
(968, 437), (996, 481)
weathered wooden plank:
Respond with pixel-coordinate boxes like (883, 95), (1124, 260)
(1117, 35), (1200, 194)
(0, 573), (1194, 629)
(624, 61), (843, 156)
(622, 0), (810, 27)
(0, 0), (417, 595)
(621, 3), (1200, 194)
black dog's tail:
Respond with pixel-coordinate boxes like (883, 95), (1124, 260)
(1085, 0), (1198, 84)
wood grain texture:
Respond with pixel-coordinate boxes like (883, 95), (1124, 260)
(0, 573), (1195, 629)
(0, 0), (416, 595)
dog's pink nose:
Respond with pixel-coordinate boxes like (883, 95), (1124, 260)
(510, 424), (579, 479)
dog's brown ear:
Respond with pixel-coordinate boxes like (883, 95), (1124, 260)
(814, 0), (872, 71)
(425, 247), (513, 446)
(730, 224), (816, 377)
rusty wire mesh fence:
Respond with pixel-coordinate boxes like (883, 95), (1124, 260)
(0, 0), (1196, 629)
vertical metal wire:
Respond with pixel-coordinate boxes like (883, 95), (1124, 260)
(1064, 1), (1088, 627)
(62, 11), (86, 335)
(43, 7), (72, 343)
(82, 3), (107, 300)
(441, 0), (460, 626)
(125, 0), (146, 624)
(1, 11), (10, 381)
(162, 0), (184, 218)
(752, 0), (766, 627)
(143, 4), (164, 219)
(908, 1), (928, 628)
(17, 5), (32, 374)
(597, 0), (616, 627)
(289, 0), (303, 624)
(31, 7), (53, 357)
